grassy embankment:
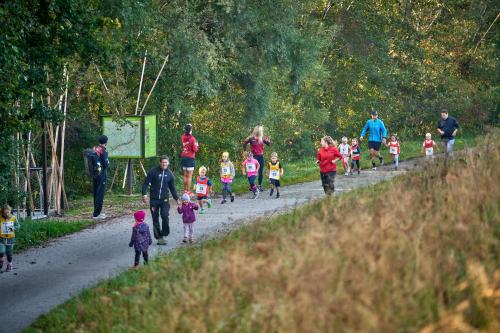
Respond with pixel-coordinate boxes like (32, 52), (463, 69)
(27, 133), (498, 332)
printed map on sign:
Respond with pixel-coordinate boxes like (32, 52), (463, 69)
(102, 117), (142, 158)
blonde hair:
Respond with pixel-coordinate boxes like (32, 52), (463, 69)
(271, 152), (278, 158)
(251, 125), (264, 143)
(221, 151), (229, 160)
(1, 204), (12, 215)
(321, 136), (334, 146)
(425, 133), (432, 139)
(341, 136), (348, 143)
(198, 166), (207, 174)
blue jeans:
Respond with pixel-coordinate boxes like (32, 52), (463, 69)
(248, 175), (257, 192)
(443, 138), (455, 156)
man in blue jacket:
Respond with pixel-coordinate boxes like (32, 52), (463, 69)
(437, 108), (459, 158)
(142, 156), (180, 245)
(360, 110), (387, 170)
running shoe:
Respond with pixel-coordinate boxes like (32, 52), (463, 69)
(230, 194), (235, 202)
(221, 199), (227, 204)
(182, 237), (188, 243)
(372, 167), (377, 171)
(157, 238), (167, 245)
(200, 208), (206, 214)
(6, 263), (12, 272)
(270, 188), (274, 197)
(276, 192), (280, 199)
(207, 199), (212, 208)
(357, 170), (361, 175)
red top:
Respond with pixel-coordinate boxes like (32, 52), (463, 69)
(243, 136), (271, 156)
(423, 139), (435, 149)
(181, 134), (199, 158)
(317, 146), (343, 173)
(388, 141), (400, 155)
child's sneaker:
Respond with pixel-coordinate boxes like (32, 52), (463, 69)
(200, 208), (206, 214)
(258, 186), (265, 192)
(0, 259), (3, 270)
(189, 237), (194, 243)
(372, 167), (377, 171)
(182, 237), (188, 243)
(344, 172), (349, 176)
(270, 188), (274, 197)
(357, 170), (361, 175)
(221, 199), (227, 204)
(207, 199), (212, 208)
(230, 194), (235, 202)
(276, 192), (280, 199)
(6, 263), (12, 272)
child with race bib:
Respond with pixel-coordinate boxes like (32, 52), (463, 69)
(194, 166), (213, 214)
(422, 133), (437, 159)
(242, 151), (260, 199)
(338, 137), (351, 176)
(350, 138), (361, 175)
(0, 204), (19, 272)
(220, 152), (236, 204)
(388, 134), (401, 170)
(268, 152), (284, 198)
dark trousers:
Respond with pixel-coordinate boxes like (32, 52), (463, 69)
(92, 175), (107, 217)
(254, 154), (265, 186)
(134, 250), (149, 266)
(320, 171), (336, 195)
(222, 182), (233, 199)
(351, 160), (360, 171)
(150, 199), (170, 239)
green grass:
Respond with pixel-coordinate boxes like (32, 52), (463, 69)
(14, 218), (95, 252)
(25, 133), (498, 332)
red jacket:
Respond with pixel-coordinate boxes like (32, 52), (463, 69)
(243, 136), (271, 156)
(317, 146), (343, 173)
(181, 134), (199, 158)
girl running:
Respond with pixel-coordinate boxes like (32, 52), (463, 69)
(316, 136), (342, 195)
(388, 134), (401, 170)
(338, 137), (351, 176)
(422, 133), (437, 159)
(268, 152), (284, 198)
(350, 138), (361, 175)
(177, 193), (199, 243)
(180, 124), (199, 197)
(194, 166), (212, 214)
(242, 151), (260, 199)
(220, 152), (236, 204)
(243, 125), (271, 192)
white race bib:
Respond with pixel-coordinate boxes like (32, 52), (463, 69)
(246, 163), (256, 172)
(425, 148), (433, 156)
(390, 146), (398, 154)
(1, 222), (14, 235)
(270, 170), (280, 180)
(196, 184), (207, 195)
(221, 166), (230, 176)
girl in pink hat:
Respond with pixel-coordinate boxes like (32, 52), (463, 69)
(129, 210), (152, 267)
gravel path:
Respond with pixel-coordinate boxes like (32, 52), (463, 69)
(1, 165), (414, 333)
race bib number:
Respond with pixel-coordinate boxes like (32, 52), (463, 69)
(425, 148), (433, 156)
(390, 146), (398, 155)
(1, 222), (14, 235)
(270, 170), (280, 180)
(196, 184), (207, 195)
(221, 166), (230, 176)
(246, 163), (256, 172)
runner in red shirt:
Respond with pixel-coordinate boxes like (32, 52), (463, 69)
(316, 136), (343, 195)
(387, 134), (400, 170)
(243, 125), (271, 192)
(180, 124), (199, 196)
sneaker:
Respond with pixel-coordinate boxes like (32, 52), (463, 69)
(270, 188), (274, 197)
(259, 186), (265, 192)
(372, 167), (377, 171)
(157, 238), (166, 245)
(254, 190), (260, 199)
(200, 208), (206, 214)
(357, 170), (361, 175)
(344, 172), (349, 176)
(221, 199), (227, 204)
(276, 192), (280, 199)
(182, 237), (188, 243)
(6, 263), (12, 272)
(92, 214), (106, 220)
(230, 194), (235, 202)
(207, 199), (212, 208)
(189, 237), (194, 244)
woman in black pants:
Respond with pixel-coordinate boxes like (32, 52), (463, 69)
(243, 125), (271, 192)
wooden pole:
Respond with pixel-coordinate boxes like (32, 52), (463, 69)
(140, 55), (169, 115)
(41, 121), (49, 216)
(58, 66), (69, 211)
(135, 51), (147, 115)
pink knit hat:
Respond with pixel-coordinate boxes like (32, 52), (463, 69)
(134, 210), (146, 223)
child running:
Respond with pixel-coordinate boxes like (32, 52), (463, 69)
(194, 166), (213, 214)
(422, 133), (437, 159)
(388, 134), (401, 170)
(220, 152), (236, 204)
(242, 151), (260, 199)
(338, 137), (351, 176)
(0, 204), (19, 272)
(268, 152), (284, 198)
(350, 138), (361, 175)
(177, 193), (199, 243)
(128, 210), (152, 268)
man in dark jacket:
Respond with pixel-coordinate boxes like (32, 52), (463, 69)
(142, 155), (180, 245)
(437, 109), (459, 158)
(92, 135), (110, 219)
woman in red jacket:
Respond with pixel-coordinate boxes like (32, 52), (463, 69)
(242, 125), (271, 192)
(316, 136), (343, 195)
(180, 124), (199, 196)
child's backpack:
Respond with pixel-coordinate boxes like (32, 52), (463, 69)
(83, 148), (98, 178)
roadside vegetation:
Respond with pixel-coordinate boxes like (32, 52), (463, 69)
(27, 134), (499, 332)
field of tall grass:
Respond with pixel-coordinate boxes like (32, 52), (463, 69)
(27, 133), (498, 332)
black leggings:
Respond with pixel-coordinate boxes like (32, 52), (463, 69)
(134, 251), (149, 265)
(351, 160), (360, 171)
(254, 154), (265, 186)
(320, 172), (336, 195)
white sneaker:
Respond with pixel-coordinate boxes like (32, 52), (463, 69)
(92, 214), (106, 220)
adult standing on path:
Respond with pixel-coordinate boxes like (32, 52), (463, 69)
(437, 108), (459, 159)
(180, 124), (199, 197)
(243, 125), (271, 192)
(316, 136), (343, 195)
(360, 110), (388, 170)
(92, 135), (110, 219)
(142, 156), (180, 245)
